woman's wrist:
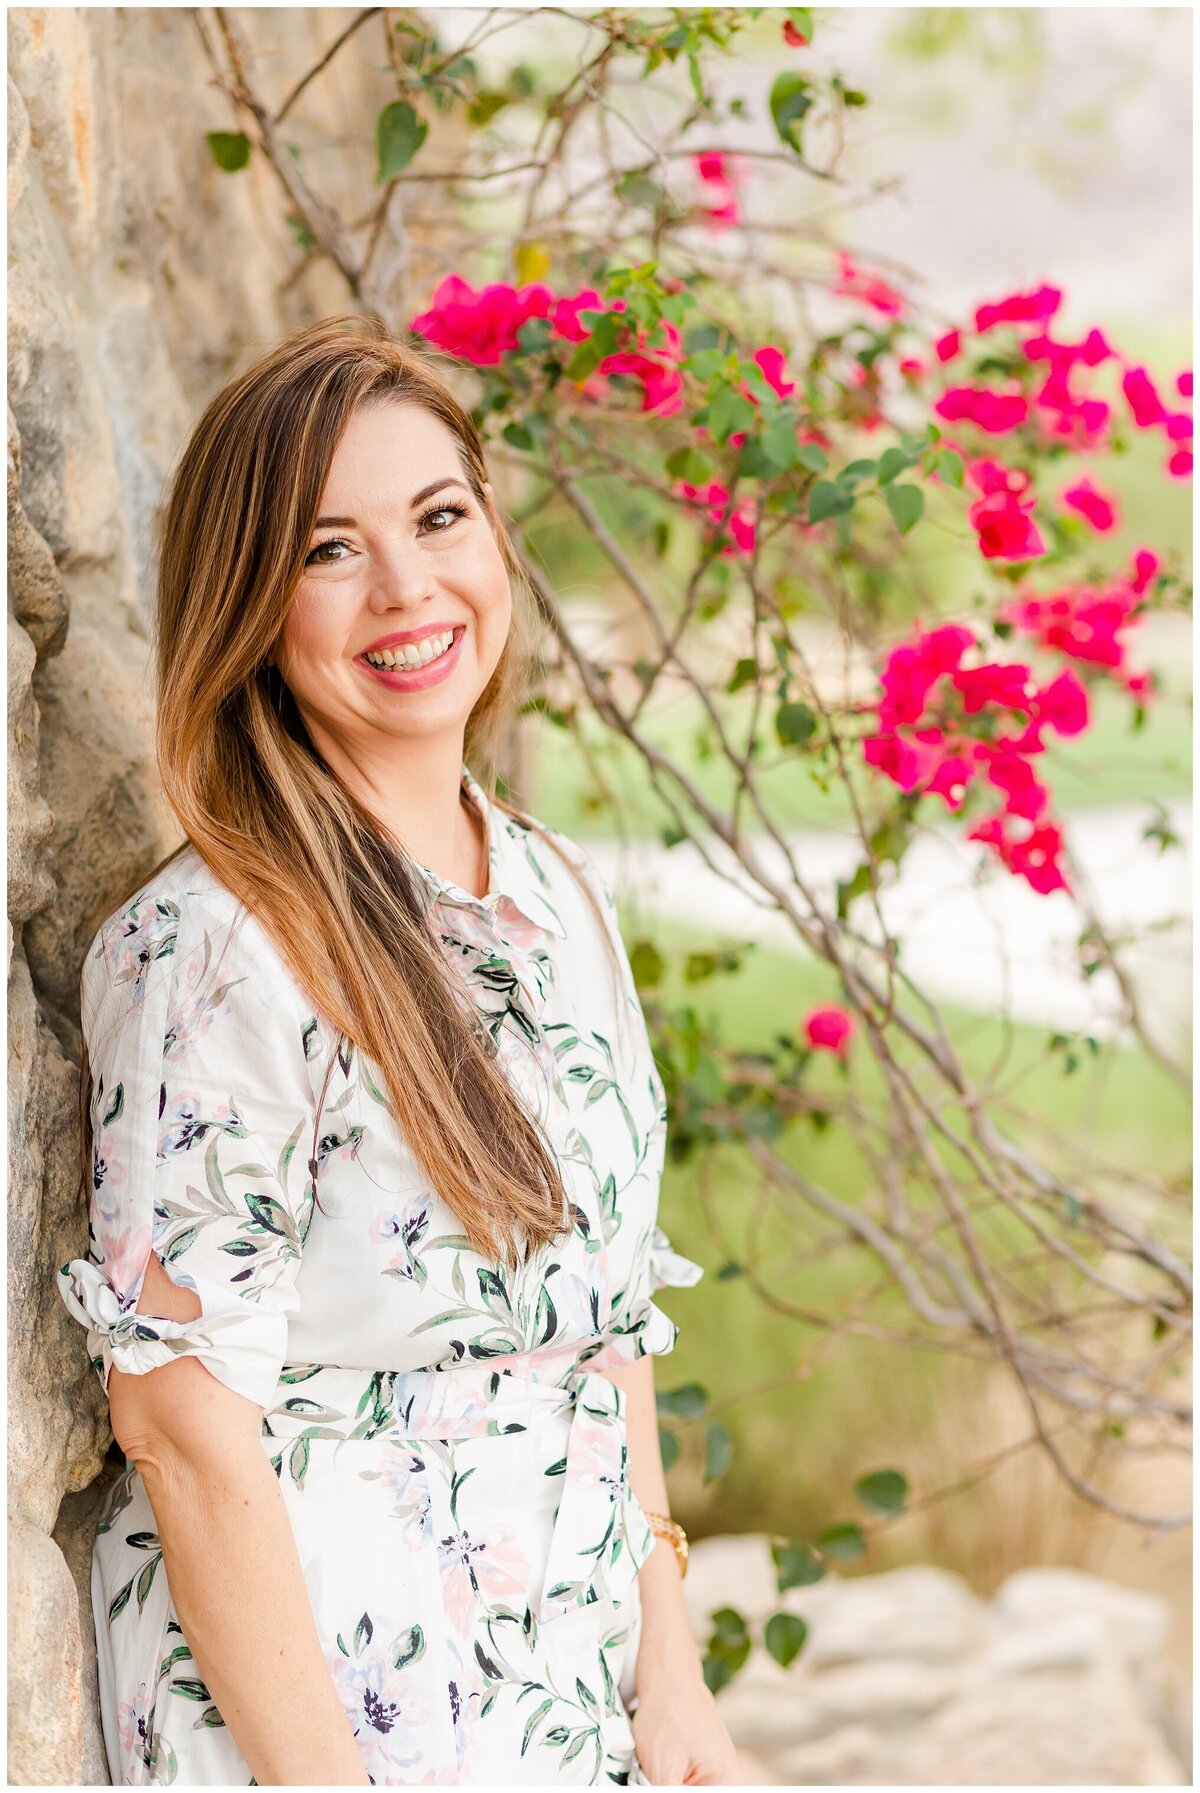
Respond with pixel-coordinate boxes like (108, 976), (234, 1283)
(635, 1538), (706, 1691)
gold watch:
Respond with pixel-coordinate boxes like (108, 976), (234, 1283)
(643, 1509), (689, 1579)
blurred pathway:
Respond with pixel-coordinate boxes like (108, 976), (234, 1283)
(590, 798), (1191, 1049)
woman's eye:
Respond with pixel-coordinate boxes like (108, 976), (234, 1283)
(420, 505), (465, 532)
(306, 538), (351, 565)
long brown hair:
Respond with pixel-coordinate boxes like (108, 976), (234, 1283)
(99, 313), (624, 1270)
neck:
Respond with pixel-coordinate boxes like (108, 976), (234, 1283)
(297, 723), (487, 897)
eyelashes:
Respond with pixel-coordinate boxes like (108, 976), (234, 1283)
(305, 499), (470, 566)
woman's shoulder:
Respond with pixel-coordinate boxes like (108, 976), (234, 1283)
(83, 842), (303, 1014)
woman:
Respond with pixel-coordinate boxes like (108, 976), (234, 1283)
(57, 315), (739, 1787)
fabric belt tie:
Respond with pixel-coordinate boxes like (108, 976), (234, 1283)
(262, 1356), (656, 1625)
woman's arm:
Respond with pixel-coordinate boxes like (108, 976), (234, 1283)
(108, 1253), (370, 1788)
(603, 1353), (700, 1686)
(603, 1353), (740, 1785)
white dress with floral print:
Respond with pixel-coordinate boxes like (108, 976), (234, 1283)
(57, 765), (703, 1788)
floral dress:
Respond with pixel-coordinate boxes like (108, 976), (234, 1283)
(56, 763), (703, 1787)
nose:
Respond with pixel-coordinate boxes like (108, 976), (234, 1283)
(365, 533), (439, 612)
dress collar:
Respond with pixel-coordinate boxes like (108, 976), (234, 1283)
(409, 763), (568, 942)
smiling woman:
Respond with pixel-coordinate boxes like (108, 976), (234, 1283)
(55, 314), (729, 1787)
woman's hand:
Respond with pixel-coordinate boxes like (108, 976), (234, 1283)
(631, 1661), (741, 1786)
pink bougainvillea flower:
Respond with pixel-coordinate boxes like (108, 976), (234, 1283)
(973, 283), (1062, 333)
(877, 623), (976, 728)
(952, 660), (1036, 716)
(1164, 410), (1194, 442)
(783, 18), (809, 45)
(1128, 547), (1160, 595)
(967, 486), (1046, 561)
(1122, 365), (1168, 428)
(979, 742), (1051, 821)
(676, 478), (756, 555)
(595, 348), (685, 414)
(934, 385), (1030, 434)
(1060, 476), (1119, 532)
(898, 356), (925, 380)
(803, 1005), (855, 1057)
(550, 287), (611, 342)
(752, 344), (796, 399)
(934, 328), (961, 363)
(1176, 370), (1193, 399)
(693, 150), (742, 230)
(833, 250), (905, 318)
(965, 456), (1032, 499)
(1021, 326), (1113, 370)
(1006, 820), (1070, 895)
(1029, 666), (1090, 738)
(1167, 447), (1193, 478)
(964, 813), (1070, 896)
(409, 274), (553, 365)
(862, 728), (945, 792)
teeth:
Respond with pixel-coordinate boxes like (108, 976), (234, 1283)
(364, 629), (456, 670)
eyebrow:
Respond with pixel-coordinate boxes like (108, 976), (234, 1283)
(314, 477), (471, 529)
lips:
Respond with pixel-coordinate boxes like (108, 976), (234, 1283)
(355, 624), (467, 691)
(360, 620), (465, 653)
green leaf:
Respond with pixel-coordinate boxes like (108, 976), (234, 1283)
(794, 440), (828, 474)
(933, 446), (965, 488)
(815, 1520), (866, 1560)
(708, 386), (758, 443)
(776, 701), (816, 747)
(758, 413), (801, 472)
(657, 1381), (708, 1419)
(854, 1468), (909, 1516)
(502, 421), (535, 451)
(206, 131), (250, 173)
(658, 1425), (680, 1471)
(771, 1538), (826, 1591)
(764, 1611), (808, 1668)
(726, 657), (759, 694)
(629, 939), (665, 987)
(885, 482), (924, 534)
(666, 445), (715, 484)
(807, 479), (853, 524)
(769, 72), (813, 153)
(704, 1420), (734, 1482)
(876, 446), (910, 486)
(376, 101), (428, 180)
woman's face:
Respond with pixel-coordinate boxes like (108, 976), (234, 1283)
(275, 400), (512, 756)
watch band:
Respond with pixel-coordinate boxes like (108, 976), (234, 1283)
(643, 1508), (689, 1579)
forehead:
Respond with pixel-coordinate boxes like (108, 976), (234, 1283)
(324, 401), (466, 498)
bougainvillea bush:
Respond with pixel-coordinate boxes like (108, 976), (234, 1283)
(205, 6), (1191, 1689)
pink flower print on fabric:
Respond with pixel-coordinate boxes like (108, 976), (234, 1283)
(116, 1677), (153, 1775)
(96, 1223), (153, 1303)
(436, 1523), (531, 1637)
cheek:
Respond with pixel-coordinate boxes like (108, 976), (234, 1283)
(279, 589), (343, 667)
